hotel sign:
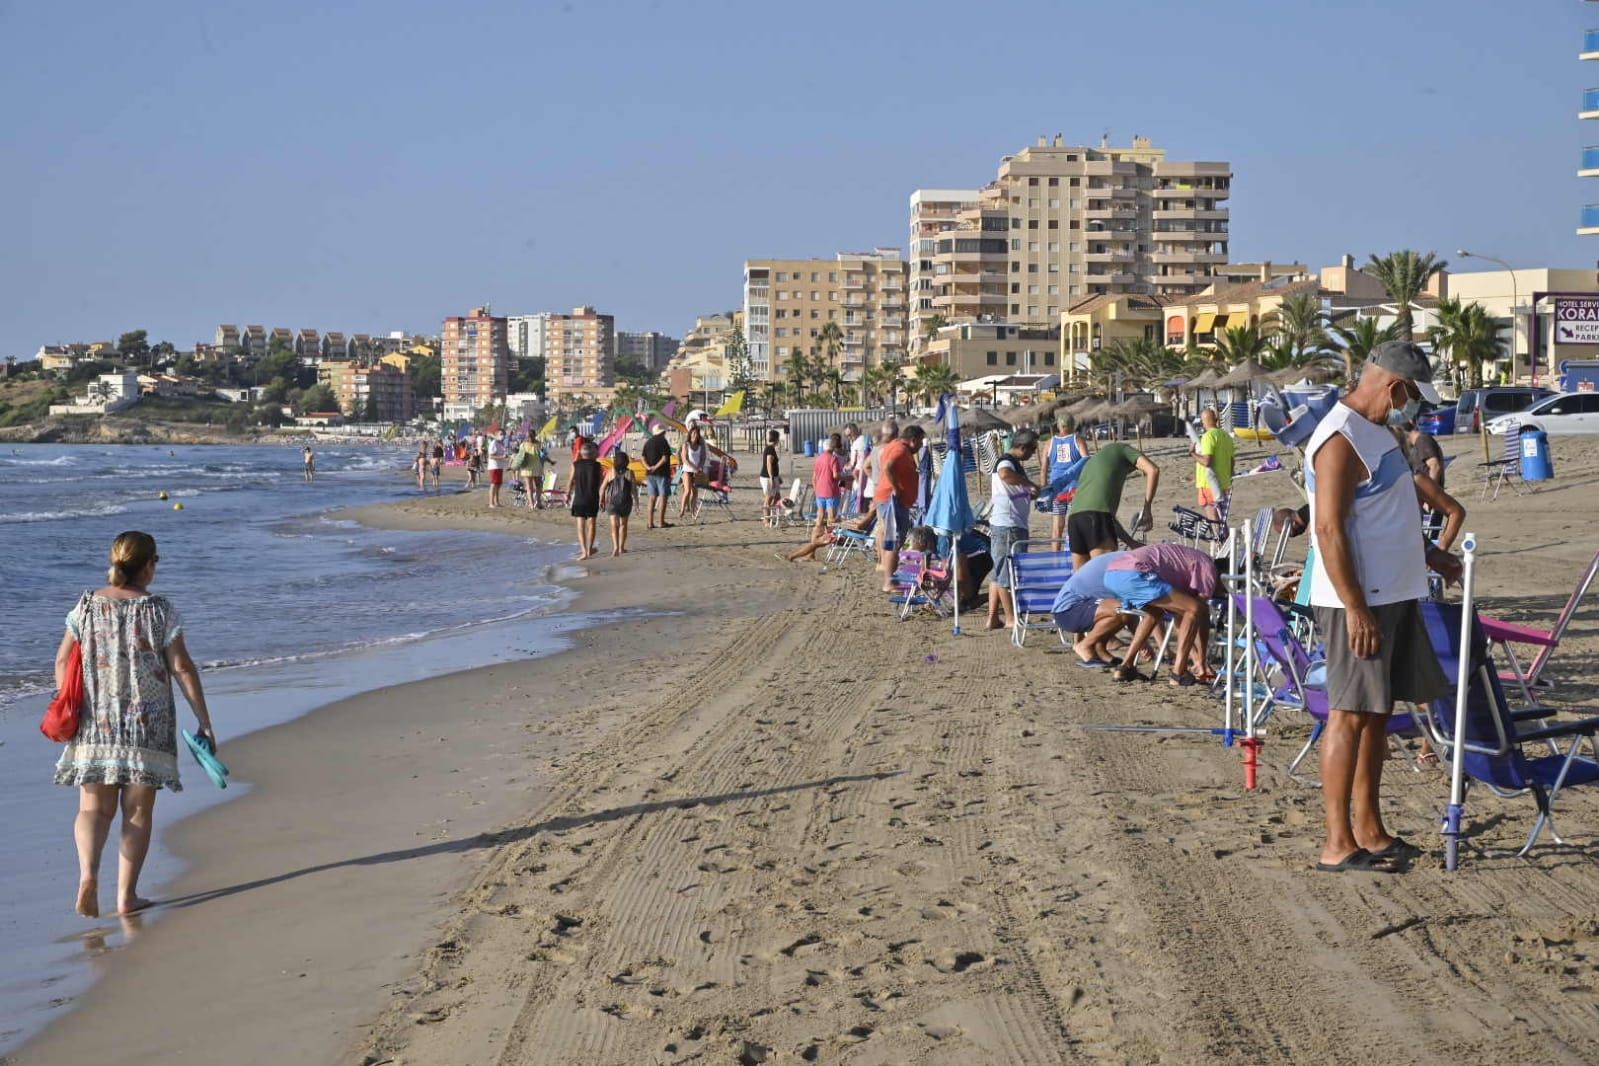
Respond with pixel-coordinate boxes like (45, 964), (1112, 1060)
(1554, 297), (1599, 345)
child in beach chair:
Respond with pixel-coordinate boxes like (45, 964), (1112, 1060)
(893, 527), (952, 619)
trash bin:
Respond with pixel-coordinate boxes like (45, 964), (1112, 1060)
(1520, 428), (1554, 482)
(803, 439), (816, 458)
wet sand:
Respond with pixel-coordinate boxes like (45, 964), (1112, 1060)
(16, 431), (1599, 1065)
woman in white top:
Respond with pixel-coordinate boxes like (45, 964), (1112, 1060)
(677, 424), (710, 519)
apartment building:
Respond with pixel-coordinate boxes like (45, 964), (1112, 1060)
(546, 306), (617, 403)
(322, 332), (347, 360)
(743, 248), (909, 383)
(924, 322), (1062, 381)
(507, 313), (551, 362)
(242, 325), (267, 359)
(915, 135), (1230, 338)
(909, 189), (982, 354)
(617, 330), (680, 372)
(214, 324), (241, 352)
(441, 306), (509, 410)
(295, 329), (321, 364)
(319, 361), (415, 422)
(661, 312), (738, 398)
(1582, 12), (1599, 234)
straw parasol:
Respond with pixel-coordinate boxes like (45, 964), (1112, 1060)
(1179, 367), (1220, 391)
(1211, 359), (1274, 389)
(962, 407), (1009, 433)
(1000, 402), (1051, 427)
(1108, 394), (1168, 419)
(1270, 360), (1342, 386)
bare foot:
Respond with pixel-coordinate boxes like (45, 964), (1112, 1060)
(76, 879), (99, 918)
(985, 619), (1005, 631)
(117, 895), (153, 915)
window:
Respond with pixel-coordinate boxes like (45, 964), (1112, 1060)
(810, 272), (819, 282)
(1043, 352), (1056, 366)
(1011, 282), (1020, 293)
(1011, 303), (1020, 315)
(1028, 177), (1038, 186)
(1028, 220), (1038, 229)
(1005, 351), (1017, 366)
(986, 350), (998, 366)
(1070, 177), (1080, 186)
(1070, 284), (1082, 295)
(776, 272), (786, 282)
(1048, 305), (1059, 316)
(829, 272), (837, 282)
(811, 291), (819, 300)
(1048, 220), (1058, 230)
(1069, 220), (1080, 230)
(1028, 198), (1039, 208)
(1048, 285), (1059, 295)
(1069, 241), (1082, 252)
(1028, 242), (1039, 252)
(1048, 177), (1059, 187)
(1070, 199), (1083, 208)
(1011, 218), (1021, 229)
(1011, 238), (1020, 250)
(1048, 199), (1060, 209)
(1048, 242), (1060, 252)
(1026, 307), (1037, 318)
(1012, 261), (1021, 271)
(1028, 264), (1038, 273)
(1066, 264), (1077, 273)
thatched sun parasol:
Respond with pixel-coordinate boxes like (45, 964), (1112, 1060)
(961, 407), (1010, 433)
(1211, 359), (1274, 389)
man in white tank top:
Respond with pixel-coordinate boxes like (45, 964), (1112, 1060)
(1306, 341), (1462, 873)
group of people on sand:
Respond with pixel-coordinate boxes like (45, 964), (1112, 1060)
(779, 343), (1472, 875)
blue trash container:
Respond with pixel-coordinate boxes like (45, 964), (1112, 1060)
(1520, 428), (1554, 482)
(803, 439), (816, 458)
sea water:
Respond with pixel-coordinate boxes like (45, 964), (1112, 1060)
(0, 442), (589, 1054)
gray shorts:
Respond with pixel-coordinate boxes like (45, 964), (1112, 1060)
(990, 525), (1026, 589)
(1314, 600), (1448, 715)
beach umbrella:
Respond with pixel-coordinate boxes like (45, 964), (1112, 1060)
(1270, 360), (1342, 386)
(1211, 359), (1273, 388)
(925, 393), (975, 636)
(1001, 403), (1046, 427)
(1109, 395), (1167, 419)
(962, 407), (1008, 433)
(1179, 367), (1220, 391)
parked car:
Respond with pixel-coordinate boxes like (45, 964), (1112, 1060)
(1456, 387), (1554, 434)
(1486, 392), (1599, 435)
(1416, 402), (1456, 436)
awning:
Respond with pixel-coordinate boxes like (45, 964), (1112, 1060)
(1165, 315), (1185, 335)
(1194, 312), (1217, 333)
(1224, 311), (1250, 329)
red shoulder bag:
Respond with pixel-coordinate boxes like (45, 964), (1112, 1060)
(40, 639), (85, 742)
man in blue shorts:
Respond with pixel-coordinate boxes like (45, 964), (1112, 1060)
(642, 424), (674, 529)
(1051, 549), (1130, 667)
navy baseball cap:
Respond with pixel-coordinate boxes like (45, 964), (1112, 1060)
(1370, 340), (1440, 404)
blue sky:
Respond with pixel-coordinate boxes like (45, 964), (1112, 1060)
(1, 0), (1592, 355)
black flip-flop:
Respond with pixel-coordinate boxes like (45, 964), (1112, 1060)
(1076, 657), (1112, 669)
(1315, 848), (1398, 874)
(1113, 667), (1149, 684)
(1368, 837), (1422, 863)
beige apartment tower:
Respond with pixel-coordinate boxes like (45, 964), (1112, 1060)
(743, 249), (909, 382)
(912, 135), (1230, 345)
(441, 306), (510, 410)
(546, 306), (617, 403)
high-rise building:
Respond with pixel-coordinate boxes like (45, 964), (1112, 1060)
(915, 135), (1230, 336)
(617, 330), (680, 372)
(546, 306), (616, 403)
(909, 189), (982, 355)
(742, 248), (909, 382)
(319, 361), (415, 422)
(507, 313), (551, 362)
(1582, 14), (1599, 234)
(441, 306), (509, 410)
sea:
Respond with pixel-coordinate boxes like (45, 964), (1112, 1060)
(0, 442), (593, 1056)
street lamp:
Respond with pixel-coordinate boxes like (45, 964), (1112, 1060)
(1457, 249), (1527, 385)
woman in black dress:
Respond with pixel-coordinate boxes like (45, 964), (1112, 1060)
(600, 446), (637, 557)
(567, 442), (603, 560)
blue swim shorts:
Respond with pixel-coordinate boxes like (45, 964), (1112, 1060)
(1102, 569), (1173, 611)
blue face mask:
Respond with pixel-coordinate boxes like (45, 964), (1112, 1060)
(1388, 384), (1421, 427)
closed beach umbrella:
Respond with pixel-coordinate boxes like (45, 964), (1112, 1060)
(925, 394), (976, 636)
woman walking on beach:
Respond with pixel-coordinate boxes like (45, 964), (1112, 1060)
(600, 447), (637, 557)
(677, 424), (709, 520)
(429, 440), (444, 492)
(811, 432), (846, 536)
(567, 441), (603, 560)
(54, 532), (215, 917)
(413, 443), (429, 492)
(760, 429), (782, 527)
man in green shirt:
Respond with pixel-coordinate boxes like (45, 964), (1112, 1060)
(1192, 407), (1234, 519)
(1065, 442), (1159, 571)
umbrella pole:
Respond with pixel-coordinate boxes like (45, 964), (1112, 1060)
(1444, 532), (1478, 872)
(1241, 516), (1261, 790)
(952, 547), (962, 636)
(1223, 527), (1237, 747)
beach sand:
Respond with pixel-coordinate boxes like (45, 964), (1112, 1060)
(16, 431), (1599, 1065)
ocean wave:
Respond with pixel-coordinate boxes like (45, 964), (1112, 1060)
(0, 455), (77, 467)
(0, 502), (129, 524)
(200, 600), (563, 672)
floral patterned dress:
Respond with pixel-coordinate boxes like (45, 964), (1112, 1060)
(54, 592), (186, 792)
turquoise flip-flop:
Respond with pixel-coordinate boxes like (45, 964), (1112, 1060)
(182, 729), (230, 789)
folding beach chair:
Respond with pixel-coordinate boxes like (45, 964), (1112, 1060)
(886, 549), (927, 616)
(890, 552), (952, 620)
(824, 525), (875, 568)
(1168, 505), (1228, 550)
(541, 470), (567, 507)
(1238, 594), (1419, 780)
(1479, 428), (1524, 500)
(1416, 601), (1599, 857)
(692, 459), (735, 524)
(1480, 548), (1599, 702)
(776, 478), (811, 530)
(1003, 539), (1074, 647)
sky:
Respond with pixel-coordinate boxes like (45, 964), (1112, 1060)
(1, 0), (1594, 356)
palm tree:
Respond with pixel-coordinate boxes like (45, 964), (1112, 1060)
(1263, 292), (1330, 362)
(807, 349), (827, 397)
(822, 368), (845, 406)
(922, 313), (948, 339)
(1212, 323), (1273, 367)
(876, 355), (906, 410)
(1365, 250), (1447, 341)
(911, 361), (958, 405)
(1330, 317), (1401, 384)
(1429, 297), (1504, 388)
(818, 321), (844, 371)
(783, 350), (810, 402)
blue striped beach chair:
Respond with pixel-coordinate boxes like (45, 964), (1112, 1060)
(1003, 539), (1074, 647)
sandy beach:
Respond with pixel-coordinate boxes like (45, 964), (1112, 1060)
(15, 431), (1599, 1065)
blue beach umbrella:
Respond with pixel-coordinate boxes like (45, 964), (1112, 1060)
(924, 393), (976, 635)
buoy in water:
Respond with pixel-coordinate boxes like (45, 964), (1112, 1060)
(173, 503), (184, 511)
(158, 491), (169, 501)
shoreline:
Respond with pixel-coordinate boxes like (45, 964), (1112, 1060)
(15, 435), (1599, 1064)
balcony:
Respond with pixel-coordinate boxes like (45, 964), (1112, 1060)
(1083, 205), (1138, 220)
(1084, 249), (1136, 263)
(1585, 29), (1599, 59)
(1151, 228), (1226, 241)
(1153, 207), (1227, 221)
(1584, 146), (1599, 177)
(1152, 250), (1226, 264)
(1581, 203), (1599, 235)
(1584, 88), (1599, 119)
(747, 286), (769, 299)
